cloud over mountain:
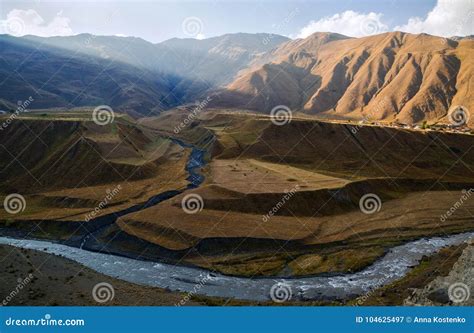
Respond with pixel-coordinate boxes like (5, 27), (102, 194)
(296, 0), (473, 39)
(296, 11), (388, 38)
(0, 9), (73, 37)
(395, 0), (473, 37)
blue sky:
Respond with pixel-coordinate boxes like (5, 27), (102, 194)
(0, 0), (472, 42)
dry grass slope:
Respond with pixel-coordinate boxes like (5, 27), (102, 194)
(213, 32), (473, 126)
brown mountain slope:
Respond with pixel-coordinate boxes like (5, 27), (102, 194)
(0, 112), (192, 222)
(212, 32), (473, 125)
(0, 115), (185, 193)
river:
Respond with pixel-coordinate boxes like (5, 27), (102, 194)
(1, 138), (472, 302)
(0, 232), (472, 302)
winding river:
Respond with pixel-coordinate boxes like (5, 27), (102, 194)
(1, 232), (472, 302)
(1, 138), (473, 302)
(76, 139), (206, 249)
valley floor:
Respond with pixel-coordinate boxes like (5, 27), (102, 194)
(1, 110), (473, 306)
(0, 245), (201, 306)
(0, 242), (470, 306)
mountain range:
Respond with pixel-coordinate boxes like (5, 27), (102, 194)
(0, 33), (288, 116)
(214, 32), (473, 125)
(0, 31), (472, 124)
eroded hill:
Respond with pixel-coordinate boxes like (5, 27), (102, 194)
(212, 32), (473, 126)
(0, 112), (190, 222)
(116, 110), (474, 276)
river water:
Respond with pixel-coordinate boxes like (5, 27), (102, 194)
(77, 140), (206, 249)
(2, 138), (472, 301)
(1, 232), (472, 302)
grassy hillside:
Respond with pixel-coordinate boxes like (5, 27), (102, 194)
(0, 111), (190, 222)
(116, 110), (474, 276)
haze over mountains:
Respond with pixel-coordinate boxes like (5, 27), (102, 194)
(0, 35), (180, 116)
(0, 31), (472, 124)
(0, 33), (287, 116)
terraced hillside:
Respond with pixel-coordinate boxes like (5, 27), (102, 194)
(0, 111), (190, 222)
(118, 110), (474, 276)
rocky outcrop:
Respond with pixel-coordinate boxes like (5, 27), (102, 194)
(404, 241), (473, 305)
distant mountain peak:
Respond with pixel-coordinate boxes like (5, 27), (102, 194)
(213, 32), (473, 126)
(305, 31), (350, 41)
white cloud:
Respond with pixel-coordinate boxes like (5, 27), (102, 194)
(0, 9), (73, 37)
(296, 10), (388, 38)
(195, 33), (206, 40)
(394, 0), (473, 37)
